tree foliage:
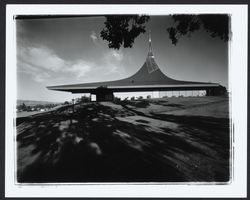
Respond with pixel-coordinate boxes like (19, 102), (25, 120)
(100, 15), (150, 49)
(100, 14), (229, 49)
(167, 14), (230, 45)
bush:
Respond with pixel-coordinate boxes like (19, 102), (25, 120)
(76, 96), (90, 103)
(64, 101), (69, 105)
(114, 97), (121, 102)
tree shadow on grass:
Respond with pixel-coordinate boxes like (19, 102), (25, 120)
(17, 103), (230, 183)
(116, 100), (150, 108)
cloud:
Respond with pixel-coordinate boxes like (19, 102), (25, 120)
(90, 31), (98, 44)
(66, 61), (92, 78)
(17, 45), (93, 82)
(17, 61), (51, 82)
(33, 72), (51, 82)
(101, 50), (124, 75)
(89, 32), (125, 77)
(111, 50), (124, 61)
(17, 41), (126, 84)
(18, 45), (67, 72)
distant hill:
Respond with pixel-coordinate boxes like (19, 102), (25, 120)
(17, 100), (62, 106)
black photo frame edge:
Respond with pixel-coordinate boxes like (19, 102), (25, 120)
(0, 0), (248, 199)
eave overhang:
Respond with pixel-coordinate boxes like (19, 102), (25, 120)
(47, 83), (221, 94)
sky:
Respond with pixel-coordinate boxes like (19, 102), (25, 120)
(16, 16), (228, 102)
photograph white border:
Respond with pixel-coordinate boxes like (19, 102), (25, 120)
(5, 4), (248, 198)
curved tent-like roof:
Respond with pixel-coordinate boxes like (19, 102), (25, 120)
(47, 33), (220, 94)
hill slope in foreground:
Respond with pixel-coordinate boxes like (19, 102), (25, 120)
(16, 96), (230, 183)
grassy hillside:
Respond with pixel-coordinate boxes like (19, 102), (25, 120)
(16, 96), (230, 183)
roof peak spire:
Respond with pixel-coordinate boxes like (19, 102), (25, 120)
(149, 30), (152, 53)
